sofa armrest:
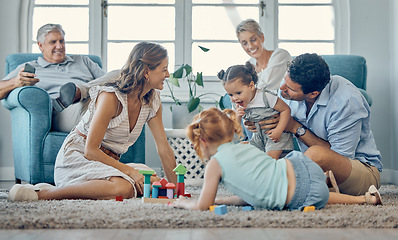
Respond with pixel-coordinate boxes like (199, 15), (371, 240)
(2, 86), (52, 131)
(1, 86), (52, 182)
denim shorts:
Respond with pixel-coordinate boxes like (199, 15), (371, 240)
(284, 151), (329, 210)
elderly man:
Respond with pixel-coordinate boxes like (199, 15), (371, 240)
(247, 53), (382, 196)
(0, 23), (105, 132)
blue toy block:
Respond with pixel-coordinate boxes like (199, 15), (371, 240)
(152, 187), (159, 198)
(243, 206), (254, 211)
(214, 205), (228, 215)
(143, 183), (151, 198)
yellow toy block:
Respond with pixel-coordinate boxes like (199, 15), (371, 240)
(209, 205), (217, 212)
(303, 206), (315, 212)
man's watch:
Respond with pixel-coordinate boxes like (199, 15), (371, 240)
(295, 125), (307, 138)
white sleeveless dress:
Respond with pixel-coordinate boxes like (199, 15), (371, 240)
(54, 85), (160, 197)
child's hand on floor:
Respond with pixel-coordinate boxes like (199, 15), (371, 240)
(172, 196), (198, 210)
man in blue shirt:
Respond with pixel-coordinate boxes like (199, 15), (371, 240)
(279, 53), (382, 196)
(247, 53), (382, 196)
(0, 23), (105, 132)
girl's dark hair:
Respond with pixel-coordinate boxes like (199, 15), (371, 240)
(106, 42), (168, 105)
(218, 61), (258, 86)
(288, 53), (330, 94)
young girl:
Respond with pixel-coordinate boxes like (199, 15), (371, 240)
(173, 108), (382, 211)
(219, 61), (293, 159)
(8, 42), (177, 201)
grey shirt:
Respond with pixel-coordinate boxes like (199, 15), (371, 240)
(3, 55), (105, 99)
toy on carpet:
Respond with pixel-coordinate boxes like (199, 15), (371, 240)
(242, 206), (254, 211)
(209, 205), (217, 212)
(214, 205), (228, 215)
(303, 206), (316, 212)
(140, 164), (191, 204)
(115, 195), (123, 201)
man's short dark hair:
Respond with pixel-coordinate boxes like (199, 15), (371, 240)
(288, 53), (331, 94)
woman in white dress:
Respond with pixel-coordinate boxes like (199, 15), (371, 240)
(9, 42), (177, 201)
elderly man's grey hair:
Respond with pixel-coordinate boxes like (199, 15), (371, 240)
(36, 23), (65, 43)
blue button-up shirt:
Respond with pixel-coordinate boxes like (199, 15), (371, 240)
(282, 76), (382, 171)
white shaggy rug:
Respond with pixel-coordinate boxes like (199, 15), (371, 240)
(1, 183), (397, 229)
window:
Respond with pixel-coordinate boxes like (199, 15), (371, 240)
(30, 0), (342, 98)
(104, 0), (176, 71)
(278, 0), (335, 56)
(103, 0), (260, 76)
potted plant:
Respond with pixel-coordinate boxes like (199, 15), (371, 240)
(163, 46), (224, 128)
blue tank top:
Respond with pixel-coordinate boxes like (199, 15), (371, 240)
(214, 142), (288, 210)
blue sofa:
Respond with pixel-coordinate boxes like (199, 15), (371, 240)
(2, 53), (145, 184)
(222, 54), (372, 140)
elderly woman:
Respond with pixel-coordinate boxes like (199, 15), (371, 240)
(236, 19), (291, 91)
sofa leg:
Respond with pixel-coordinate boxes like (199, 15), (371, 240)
(15, 178), (21, 184)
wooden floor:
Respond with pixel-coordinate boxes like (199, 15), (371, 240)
(1, 228), (398, 240)
(2, 181), (398, 240)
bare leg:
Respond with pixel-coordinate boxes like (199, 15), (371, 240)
(267, 150), (282, 160)
(38, 177), (135, 200)
(328, 192), (367, 204)
(304, 145), (351, 184)
(328, 189), (381, 205)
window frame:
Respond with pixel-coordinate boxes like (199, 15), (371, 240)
(28, 1), (92, 54)
(27, 0), (349, 101)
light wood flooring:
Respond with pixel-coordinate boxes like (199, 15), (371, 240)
(1, 181), (398, 240)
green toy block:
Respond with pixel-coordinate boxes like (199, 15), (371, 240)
(139, 170), (155, 184)
(173, 163), (187, 175)
(139, 170), (155, 175)
(177, 174), (185, 183)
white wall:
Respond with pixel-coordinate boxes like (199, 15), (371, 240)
(348, 0), (397, 184)
(0, 0), (19, 180)
(389, 0), (398, 183)
(1, 0), (397, 184)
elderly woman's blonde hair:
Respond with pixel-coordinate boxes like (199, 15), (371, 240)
(235, 18), (263, 38)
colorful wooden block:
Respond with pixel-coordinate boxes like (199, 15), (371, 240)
(115, 195), (123, 201)
(176, 182), (185, 197)
(209, 205), (217, 212)
(152, 181), (161, 198)
(166, 183), (176, 199)
(214, 205), (228, 215)
(173, 164), (187, 177)
(142, 197), (176, 204)
(139, 169), (155, 198)
(242, 206), (254, 211)
(143, 183), (151, 198)
(303, 206), (316, 212)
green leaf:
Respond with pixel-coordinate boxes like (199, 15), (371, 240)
(195, 72), (203, 87)
(168, 74), (180, 87)
(187, 97), (200, 113)
(198, 45), (210, 52)
(173, 65), (185, 78)
(183, 64), (192, 76)
(219, 95), (226, 110)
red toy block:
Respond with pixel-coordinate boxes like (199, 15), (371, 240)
(176, 182), (185, 197)
(181, 193), (191, 198)
(115, 195), (123, 201)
